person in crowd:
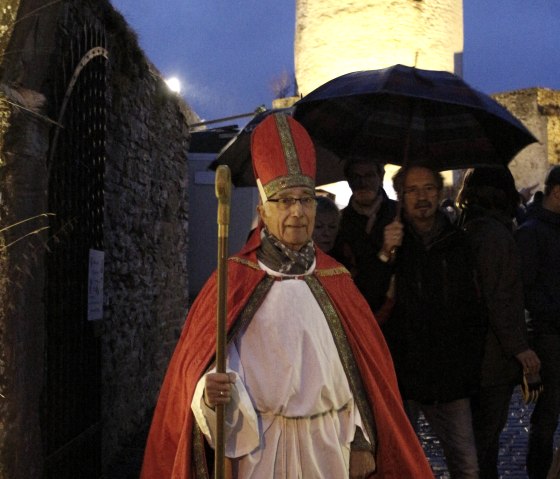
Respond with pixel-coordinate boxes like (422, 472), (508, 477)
(515, 165), (560, 479)
(523, 189), (545, 220)
(140, 114), (433, 479)
(312, 194), (341, 254)
(382, 164), (487, 479)
(331, 157), (399, 317)
(456, 166), (541, 479)
(516, 183), (540, 225)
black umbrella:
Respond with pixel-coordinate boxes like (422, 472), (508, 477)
(292, 64), (538, 171)
(209, 108), (344, 187)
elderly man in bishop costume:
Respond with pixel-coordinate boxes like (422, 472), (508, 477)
(140, 114), (432, 479)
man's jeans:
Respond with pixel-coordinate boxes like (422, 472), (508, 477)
(527, 333), (560, 479)
(406, 398), (479, 479)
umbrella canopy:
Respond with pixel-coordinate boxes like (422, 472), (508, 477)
(209, 108), (344, 187)
(293, 64), (538, 171)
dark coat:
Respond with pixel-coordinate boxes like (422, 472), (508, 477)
(462, 208), (529, 387)
(383, 213), (487, 403)
(515, 203), (560, 333)
(332, 191), (397, 313)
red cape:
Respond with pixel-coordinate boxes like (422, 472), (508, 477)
(141, 230), (433, 478)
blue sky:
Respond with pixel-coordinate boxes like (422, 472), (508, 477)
(111, 0), (560, 125)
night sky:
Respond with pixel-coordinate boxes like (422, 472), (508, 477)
(110, 0), (560, 126)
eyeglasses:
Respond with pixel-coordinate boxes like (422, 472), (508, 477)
(403, 185), (439, 197)
(267, 196), (318, 210)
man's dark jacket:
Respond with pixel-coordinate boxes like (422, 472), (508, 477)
(515, 203), (560, 334)
(383, 213), (487, 403)
(332, 191), (397, 314)
(462, 208), (529, 387)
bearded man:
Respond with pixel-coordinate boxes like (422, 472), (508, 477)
(382, 165), (487, 479)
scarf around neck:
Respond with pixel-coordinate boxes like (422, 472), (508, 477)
(257, 228), (315, 275)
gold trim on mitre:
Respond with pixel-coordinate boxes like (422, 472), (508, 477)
(262, 114), (315, 199)
(277, 114), (301, 176)
(263, 174), (315, 198)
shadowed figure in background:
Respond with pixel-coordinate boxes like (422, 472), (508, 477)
(457, 166), (541, 479)
(312, 194), (341, 255)
(515, 165), (560, 479)
(331, 158), (397, 319)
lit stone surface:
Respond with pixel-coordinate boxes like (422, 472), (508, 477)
(494, 88), (560, 190)
(295, 0), (463, 96)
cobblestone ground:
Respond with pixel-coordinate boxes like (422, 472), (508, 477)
(420, 387), (560, 478)
(105, 387), (558, 478)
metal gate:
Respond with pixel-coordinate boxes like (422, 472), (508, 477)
(42, 21), (107, 479)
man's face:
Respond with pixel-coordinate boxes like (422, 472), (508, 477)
(258, 187), (316, 251)
(347, 162), (384, 206)
(402, 167), (442, 226)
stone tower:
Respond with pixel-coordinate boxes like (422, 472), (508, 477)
(295, 0), (463, 97)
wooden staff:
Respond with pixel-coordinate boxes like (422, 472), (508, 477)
(214, 165), (231, 479)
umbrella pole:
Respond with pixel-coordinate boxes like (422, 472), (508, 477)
(390, 99), (414, 255)
(214, 165), (231, 479)
(395, 96), (417, 219)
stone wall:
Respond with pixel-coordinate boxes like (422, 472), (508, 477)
(0, 0), (199, 476)
(102, 45), (193, 465)
(295, 0), (463, 96)
(494, 88), (560, 190)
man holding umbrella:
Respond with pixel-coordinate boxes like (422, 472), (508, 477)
(140, 114), (433, 478)
(382, 164), (487, 479)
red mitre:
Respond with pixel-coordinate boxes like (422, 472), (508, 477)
(251, 113), (316, 200)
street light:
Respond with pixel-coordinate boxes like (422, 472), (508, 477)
(165, 77), (181, 94)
